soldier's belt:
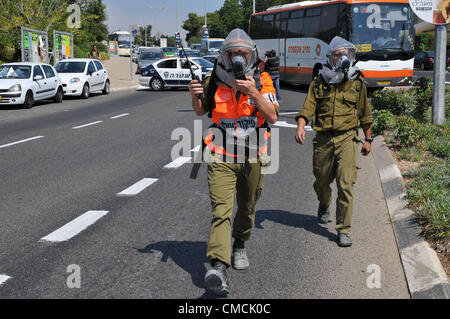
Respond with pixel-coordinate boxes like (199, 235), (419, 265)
(317, 128), (356, 137)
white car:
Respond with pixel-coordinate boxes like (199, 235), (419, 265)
(0, 62), (63, 108)
(54, 59), (110, 98)
(139, 57), (202, 91)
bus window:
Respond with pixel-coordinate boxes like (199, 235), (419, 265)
(319, 4), (339, 43)
(262, 14), (274, 38)
(250, 15), (264, 39)
(337, 3), (350, 39)
(304, 8), (321, 37)
(287, 17), (304, 38)
(281, 11), (290, 19)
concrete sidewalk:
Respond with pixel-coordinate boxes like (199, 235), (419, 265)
(102, 56), (140, 91)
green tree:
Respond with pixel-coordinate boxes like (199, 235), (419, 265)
(182, 13), (203, 43)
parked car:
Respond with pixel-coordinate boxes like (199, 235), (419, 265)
(190, 43), (201, 50)
(137, 48), (165, 74)
(0, 62), (63, 108)
(414, 51), (435, 70)
(190, 57), (214, 80)
(202, 55), (217, 64)
(139, 57), (202, 91)
(162, 47), (177, 58)
(133, 46), (154, 63)
(177, 48), (201, 57)
(54, 58), (110, 99)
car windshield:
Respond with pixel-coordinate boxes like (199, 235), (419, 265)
(163, 47), (176, 52)
(141, 51), (163, 60)
(192, 58), (214, 68)
(425, 51), (434, 57)
(54, 62), (86, 73)
(0, 65), (31, 79)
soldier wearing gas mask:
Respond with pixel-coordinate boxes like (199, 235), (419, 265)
(188, 29), (278, 296)
(294, 36), (373, 247)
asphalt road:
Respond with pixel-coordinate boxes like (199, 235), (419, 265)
(0, 84), (409, 299)
(413, 69), (450, 82)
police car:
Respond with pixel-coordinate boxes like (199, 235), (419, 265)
(139, 57), (202, 91)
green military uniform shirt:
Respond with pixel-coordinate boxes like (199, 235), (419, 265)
(295, 77), (373, 131)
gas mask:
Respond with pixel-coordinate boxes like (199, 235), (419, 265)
(319, 36), (358, 84)
(215, 29), (258, 88)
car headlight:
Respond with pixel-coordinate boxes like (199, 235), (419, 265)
(142, 71), (149, 76)
(8, 84), (21, 92)
(69, 77), (80, 83)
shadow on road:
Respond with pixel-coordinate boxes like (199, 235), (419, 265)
(254, 210), (337, 242)
(136, 241), (223, 299)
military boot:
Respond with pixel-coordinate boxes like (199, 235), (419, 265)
(338, 233), (352, 247)
(205, 260), (230, 296)
(318, 205), (331, 224)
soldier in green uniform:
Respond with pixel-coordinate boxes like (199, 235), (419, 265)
(295, 36), (373, 247)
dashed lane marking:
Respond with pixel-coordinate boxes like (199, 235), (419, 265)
(164, 157), (191, 169)
(72, 121), (103, 130)
(0, 136), (45, 149)
(40, 210), (109, 242)
(117, 178), (158, 196)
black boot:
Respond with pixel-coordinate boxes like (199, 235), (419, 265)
(204, 260), (230, 296)
(318, 205), (331, 224)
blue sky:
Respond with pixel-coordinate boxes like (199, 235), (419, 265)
(104, 0), (226, 39)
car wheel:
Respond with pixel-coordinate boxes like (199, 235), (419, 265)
(23, 91), (34, 109)
(150, 77), (164, 91)
(53, 86), (64, 103)
(420, 63), (425, 71)
(102, 80), (110, 95)
(81, 83), (90, 99)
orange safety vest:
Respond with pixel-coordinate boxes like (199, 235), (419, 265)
(204, 72), (277, 157)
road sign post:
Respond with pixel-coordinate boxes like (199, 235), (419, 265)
(432, 25), (447, 124)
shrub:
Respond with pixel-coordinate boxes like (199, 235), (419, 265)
(413, 77), (432, 120)
(372, 109), (395, 135)
(394, 115), (422, 146)
(370, 89), (416, 116)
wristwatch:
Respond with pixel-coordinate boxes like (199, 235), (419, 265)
(365, 137), (374, 143)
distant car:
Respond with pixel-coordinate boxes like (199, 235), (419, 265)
(0, 62), (63, 108)
(414, 51), (434, 70)
(190, 57), (214, 80)
(137, 48), (165, 74)
(177, 48), (201, 57)
(190, 44), (201, 50)
(139, 57), (202, 91)
(54, 58), (110, 98)
(134, 46), (155, 63)
(202, 55), (217, 64)
(162, 47), (177, 58)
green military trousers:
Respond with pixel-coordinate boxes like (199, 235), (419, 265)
(206, 157), (264, 267)
(312, 130), (360, 234)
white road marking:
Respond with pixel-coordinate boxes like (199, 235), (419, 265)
(40, 210), (109, 242)
(0, 274), (11, 286)
(164, 157), (191, 169)
(278, 112), (299, 115)
(274, 121), (312, 131)
(0, 136), (44, 149)
(191, 145), (201, 152)
(110, 113), (129, 119)
(117, 178), (158, 196)
(72, 121), (103, 129)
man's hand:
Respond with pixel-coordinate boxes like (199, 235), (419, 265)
(189, 79), (203, 98)
(361, 141), (371, 156)
(295, 127), (306, 144)
(235, 76), (258, 97)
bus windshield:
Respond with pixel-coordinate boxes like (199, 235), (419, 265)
(350, 3), (414, 54)
(208, 41), (223, 49)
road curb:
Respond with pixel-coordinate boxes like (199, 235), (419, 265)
(371, 136), (449, 299)
(110, 85), (139, 92)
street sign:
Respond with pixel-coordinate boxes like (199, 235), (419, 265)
(21, 27), (49, 63)
(409, 0), (450, 25)
(203, 25), (209, 38)
(53, 30), (73, 63)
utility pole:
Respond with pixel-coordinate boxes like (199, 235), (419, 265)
(253, 0), (255, 14)
(205, 0), (207, 26)
(432, 25), (447, 125)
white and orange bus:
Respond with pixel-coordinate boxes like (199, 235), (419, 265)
(249, 0), (415, 87)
